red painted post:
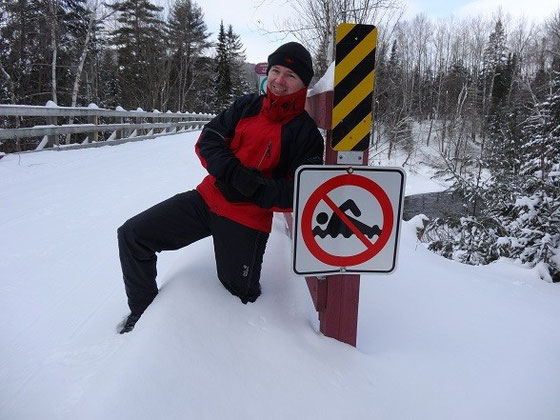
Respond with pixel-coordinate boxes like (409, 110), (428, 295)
(318, 274), (360, 346)
(284, 89), (367, 347)
(321, 114), (367, 347)
(287, 23), (376, 346)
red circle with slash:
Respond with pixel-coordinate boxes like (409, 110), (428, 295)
(301, 173), (393, 267)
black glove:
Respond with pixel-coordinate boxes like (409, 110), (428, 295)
(215, 179), (251, 203)
(230, 165), (262, 197)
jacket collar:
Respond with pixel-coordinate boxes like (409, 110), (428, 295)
(262, 87), (307, 123)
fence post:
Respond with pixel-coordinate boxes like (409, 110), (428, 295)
(116, 113), (124, 139)
(46, 115), (58, 147)
(136, 114), (143, 137)
(14, 114), (21, 151)
(88, 114), (98, 143)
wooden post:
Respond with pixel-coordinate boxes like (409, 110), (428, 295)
(318, 274), (360, 346)
(316, 133), (368, 346)
(288, 23), (377, 347)
(285, 91), (364, 347)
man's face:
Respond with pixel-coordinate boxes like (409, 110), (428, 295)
(267, 65), (306, 96)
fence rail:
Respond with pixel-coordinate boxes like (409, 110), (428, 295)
(0, 103), (214, 153)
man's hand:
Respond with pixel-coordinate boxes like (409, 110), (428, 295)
(230, 165), (262, 197)
(218, 161), (277, 204)
(215, 179), (252, 203)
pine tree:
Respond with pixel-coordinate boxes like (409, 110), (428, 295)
(226, 25), (250, 100)
(187, 55), (215, 113)
(213, 21), (232, 112)
(505, 71), (560, 281)
(212, 22), (249, 112)
(167, 0), (211, 111)
(0, 0), (95, 107)
(484, 24), (518, 185)
(110, 0), (166, 110)
(481, 19), (508, 130)
(0, 1), (53, 104)
(95, 49), (120, 109)
(483, 19), (508, 91)
(377, 39), (407, 159)
(425, 71), (560, 282)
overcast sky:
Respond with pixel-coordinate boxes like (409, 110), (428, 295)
(163, 0), (560, 63)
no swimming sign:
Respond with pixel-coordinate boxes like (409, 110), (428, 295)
(292, 165), (406, 276)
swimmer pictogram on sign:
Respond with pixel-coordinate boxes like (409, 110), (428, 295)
(313, 199), (382, 239)
(292, 165), (406, 276)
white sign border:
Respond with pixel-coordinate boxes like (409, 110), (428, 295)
(292, 165), (406, 276)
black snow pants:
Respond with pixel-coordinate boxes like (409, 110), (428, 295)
(117, 190), (269, 316)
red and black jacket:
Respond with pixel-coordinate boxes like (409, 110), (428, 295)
(195, 88), (324, 233)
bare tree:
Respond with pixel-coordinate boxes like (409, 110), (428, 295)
(70, 1), (110, 109)
(47, 0), (59, 104)
(258, 0), (403, 78)
(545, 9), (560, 57)
(66, 1), (114, 144)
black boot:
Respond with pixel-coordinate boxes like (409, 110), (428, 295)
(119, 313), (141, 334)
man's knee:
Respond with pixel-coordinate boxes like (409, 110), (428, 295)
(117, 217), (148, 255)
(117, 218), (135, 247)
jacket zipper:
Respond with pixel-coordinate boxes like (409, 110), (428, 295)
(257, 141), (272, 170)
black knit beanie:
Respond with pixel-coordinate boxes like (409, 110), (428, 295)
(267, 42), (314, 87)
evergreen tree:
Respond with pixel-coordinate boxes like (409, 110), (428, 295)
(425, 71), (560, 282)
(213, 21), (232, 112)
(226, 24), (250, 100)
(167, 0), (211, 111)
(505, 71), (560, 281)
(188, 55), (216, 113)
(212, 22), (249, 112)
(376, 39), (407, 158)
(482, 19), (508, 118)
(0, 0), (53, 104)
(483, 19), (508, 83)
(0, 0), (92, 106)
(110, 0), (166, 110)
(95, 49), (120, 109)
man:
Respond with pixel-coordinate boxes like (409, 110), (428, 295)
(117, 42), (324, 333)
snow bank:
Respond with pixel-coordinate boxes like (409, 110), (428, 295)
(1, 133), (560, 420)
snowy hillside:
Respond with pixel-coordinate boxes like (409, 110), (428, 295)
(1, 132), (560, 420)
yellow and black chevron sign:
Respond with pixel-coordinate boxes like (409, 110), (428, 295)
(332, 23), (377, 151)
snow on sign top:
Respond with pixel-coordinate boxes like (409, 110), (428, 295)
(292, 165), (406, 276)
(307, 61), (335, 96)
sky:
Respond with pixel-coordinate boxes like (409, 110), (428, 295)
(177, 0), (560, 63)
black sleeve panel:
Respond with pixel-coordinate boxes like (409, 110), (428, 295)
(196, 94), (258, 179)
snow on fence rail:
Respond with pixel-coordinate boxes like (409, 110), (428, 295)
(0, 103), (214, 154)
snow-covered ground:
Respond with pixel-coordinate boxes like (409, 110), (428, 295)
(1, 132), (559, 420)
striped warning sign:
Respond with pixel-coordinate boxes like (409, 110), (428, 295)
(332, 23), (377, 151)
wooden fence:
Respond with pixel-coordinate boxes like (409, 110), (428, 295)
(0, 104), (214, 154)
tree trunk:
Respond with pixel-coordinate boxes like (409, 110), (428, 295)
(71, 9), (96, 108)
(0, 60), (21, 150)
(66, 7), (97, 144)
(48, 0), (58, 104)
